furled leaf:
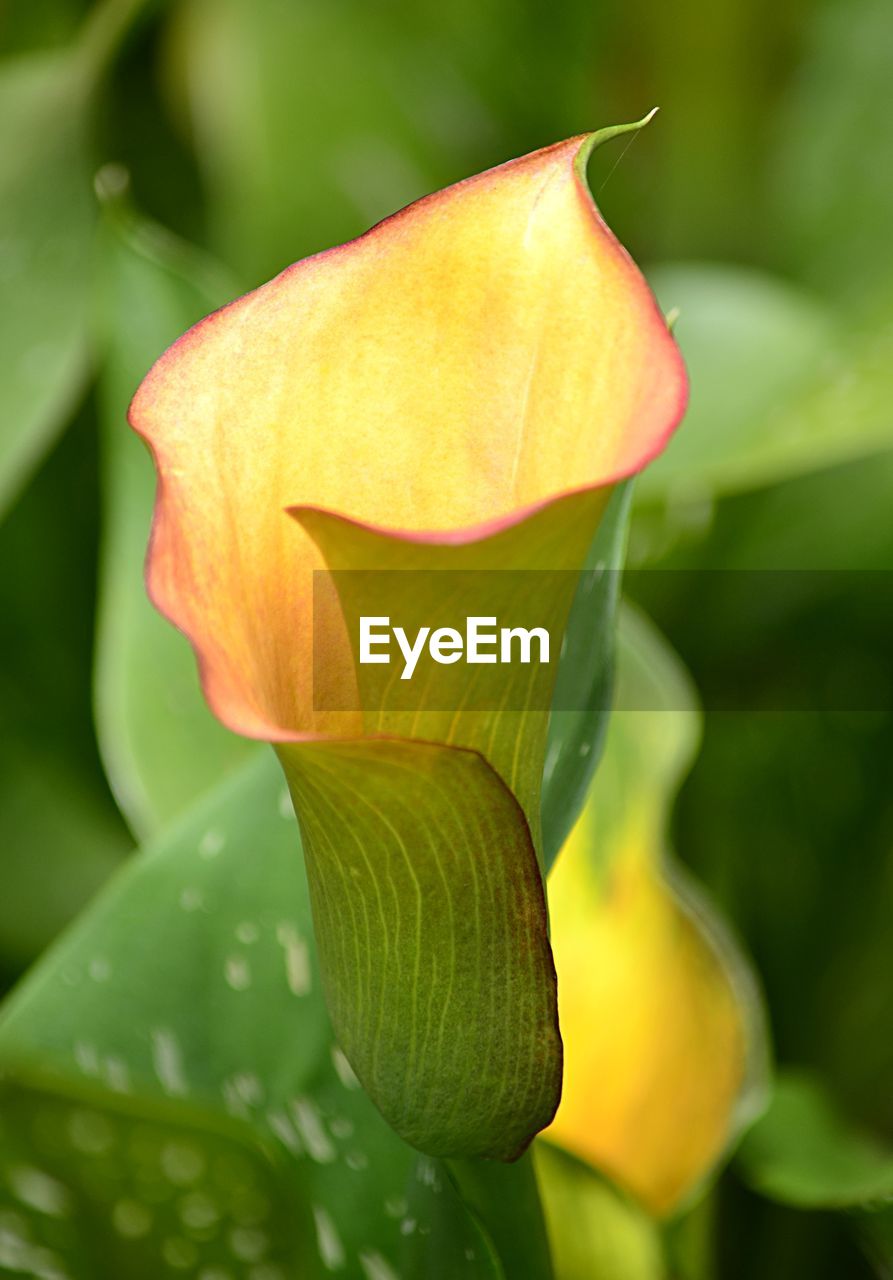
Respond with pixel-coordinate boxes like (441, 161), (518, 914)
(93, 173), (253, 837)
(542, 481), (632, 870)
(544, 604), (768, 1215)
(0, 749), (553, 1278)
(279, 737), (559, 1162)
(737, 1072), (893, 1209)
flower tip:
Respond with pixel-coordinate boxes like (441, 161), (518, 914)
(575, 108), (661, 175)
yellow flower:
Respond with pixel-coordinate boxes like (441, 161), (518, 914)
(129, 123), (689, 1161)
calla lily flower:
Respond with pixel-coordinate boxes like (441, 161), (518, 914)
(130, 120), (687, 1161)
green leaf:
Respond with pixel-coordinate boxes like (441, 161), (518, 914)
(0, 52), (93, 518)
(0, 0), (149, 517)
(444, 1156), (554, 1279)
(639, 265), (834, 501)
(279, 738), (560, 1162)
(0, 748), (127, 971)
(93, 177), (254, 836)
(542, 481), (632, 871)
(637, 265), (893, 511)
(0, 394), (132, 974)
(534, 1143), (664, 1280)
(169, 0), (500, 282)
(0, 749), (553, 1277)
(0, 1064), (314, 1278)
(401, 1157), (504, 1278)
(858, 1204), (893, 1278)
(737, 1072), (893, 1209)
(767, 0), (893, 309)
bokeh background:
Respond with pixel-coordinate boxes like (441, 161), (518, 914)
(1, 0), (891, 1276)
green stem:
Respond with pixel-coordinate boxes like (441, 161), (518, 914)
(446, 1153), (555, 1279)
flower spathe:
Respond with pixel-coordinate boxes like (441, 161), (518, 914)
(130, 124), (686, 743)
(129, 121), (690, 1162)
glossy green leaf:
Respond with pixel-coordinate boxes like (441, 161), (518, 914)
(444, 1156), (554, 1279)
(0, 0), (148, 517)
(0, 750), (554, 1278)
(400, 1158), (504, 1278)
(737, 1072), (893, 1209)
(542, 481), (632, 870)
(637, 265), (893, 510)
(93, 178), (254, 836)
(0, 52), (93, 518)
(0, 1064), (314, 1277)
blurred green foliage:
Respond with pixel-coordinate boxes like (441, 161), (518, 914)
(0, 0), (891, 1275)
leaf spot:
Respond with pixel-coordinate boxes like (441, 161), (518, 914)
(151, 1028), (188, 1097)
(73, 1041), (100, 1078)
(330, 1047), (360, 1091)
(248, 1267), (285, 1280)
(103, 1056), (131, 1094)
(180, 887), (205, 912)
(162, 1236), (198, 1269)
(8, 1166), (72, 1218)
(224, 955), (252, 992)
(88, 957), (111, 982)
(265, 1110), (302, 1155)
(160, 1141), (205, 1187)
(67, 1109), (114, 1156)
(229, 1226), (268, 1262)
(312, 1205), (345, 1271)
(358, 1249), (400, 1280)
(290, 1099), (336, 1164)
(236, 922), (260, 944)
(179, 1190), (221, 1234)
(328, 1115), (354, 1141)
(199, 829), (226, 859)
(276, 923), (311, 996)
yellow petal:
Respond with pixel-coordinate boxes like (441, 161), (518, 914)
(129, 127), (685, 740)
(545, 605), (766, 1215)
